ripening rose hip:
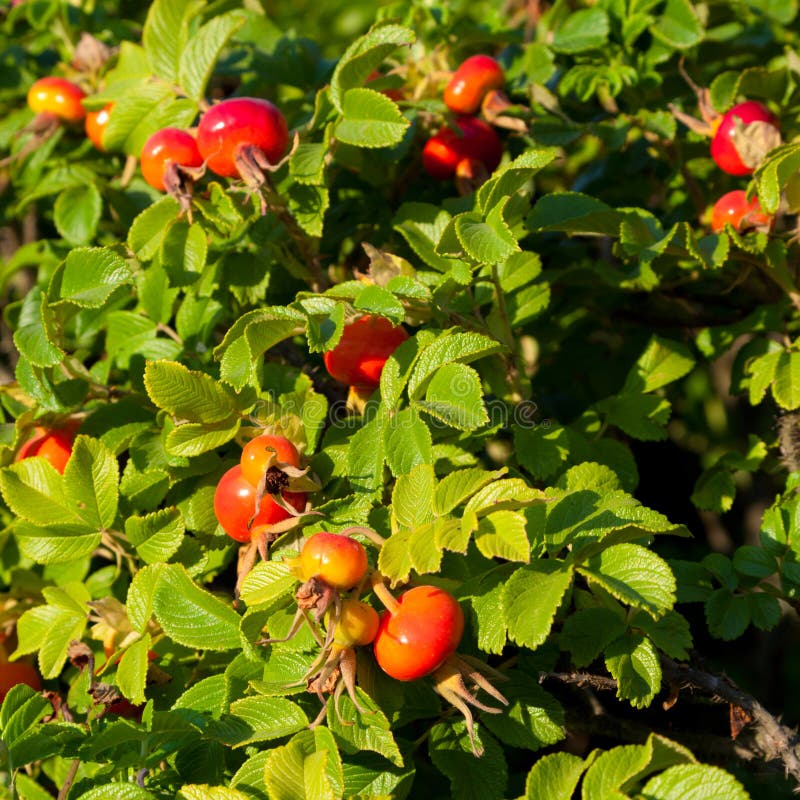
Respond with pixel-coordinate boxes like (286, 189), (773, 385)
(214, 465), (306, 543)
(373, 586), (464, 682)
(140, 128), (203, 192)
(240, 433), (301, 487)
(298, 532), (369, 591)
(444, 55), (505, 115)
(0, 662), (41, 701)
(710, 190), (771, 233)
(197, 97), (289, 178)
(85, 103), (113, 151)
(331, 599), (380, 647)
(422, 116), (503, 180)
(324, 315), (408, 390)
(710, 101), (779, 176)
(27, 77), (87, 123)
(16, 420), (79, 475)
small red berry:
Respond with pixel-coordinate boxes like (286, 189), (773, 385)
(140, 128), (203, 192)
(27, 77), (87, 123)
(85, 102), (113, 151)
(197, 98), (289, 178)
(373, 586), (464, 682)
(444, 55), (505, 115)
(710, 190), (771, 233)
(324, 316), (409, 390)
(422, 116), (502, 181)
(16, 420), (79, 475)
(710, 101), (779, 176)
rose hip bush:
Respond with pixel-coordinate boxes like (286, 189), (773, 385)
(1, 0), (800, 797)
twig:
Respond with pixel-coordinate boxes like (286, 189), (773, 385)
(57, 758), (81, 800)
(540, 657), (800, 784)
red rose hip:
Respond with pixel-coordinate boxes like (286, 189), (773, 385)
(373, 586), (464, 681)
(240, 433), (301, 487)
(214, 465), (306, 543)
(444, 55), (505, 115)
(710, 101), (779, 176)
(197, 97), (289, 178)
(298, 532), (369, 591)
(27, 77), (87, 123)
(710, 190), (771, 233)
(16, 420), (79, 475)
(324, 316), (408, 390)
(422, 116), (502, 180)
(140, 128), (203, 192)
(85, 103), (113, 151)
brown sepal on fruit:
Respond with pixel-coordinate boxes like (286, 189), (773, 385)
(666, 59), (719, 137)
(431, 653), (509, 757)
(163, 161), (205, 222)
(232, 133), (298, 215)
(729, 117), (782, 172)
(480, 89), (529, 132)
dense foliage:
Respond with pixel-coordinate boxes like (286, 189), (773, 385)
(1, 0), (800, 798)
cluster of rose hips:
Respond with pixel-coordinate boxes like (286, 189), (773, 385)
(705, 100), (779, 234)
(422, 55), (508, 189)
(213, 433), (314, 564)
(268, 529), (507, 755)
(25, 76), (290, 211)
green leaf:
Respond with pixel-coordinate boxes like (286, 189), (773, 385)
(435, 468), (505, 516)
(384, 408), (432, 476)
(11, 290), (63, 368)
(527, 193), (623, 236)
(477, 149), (559, 214)
(514, 424), (570, 480)
(650, 0), (704, 49)
(560, 607), (627, 667)
(262, 728), (343, 800)
(524, 752), (586, 800)
(142, 0), (197, 81)
(63, 436), (119, 530)
(327, 689), (403, 767)
(239, 561), (296, 609)
(165, 418), (241, 458)
(428, 721), (507, 799)
(335, 88), (409, 149)
(128, 196), (181, 260)
(217, 696), (307, 746)
(481, 673), (564, 751)
(378, 520), (444, 584)
(127, 565), (164, 634)
(474, 510), (530, 562)
(152, 564), (241, 650)
(503, 559), (573, 649)
(347, 418), (385, 495)
(578, 544), (676, 619)
(161, 220), (208, 286)
(625, 337), (695, 393)
(461, 566), (511, 654)
(330, 23), (415, 112)
(640, 764), (750, 799)
(54, 184), (102, 246)
(74, 786), (156, 800)
(598, 392), (671, 441)
(453, 210), (519, 265)
(144, 360), (237, 424)
(408, 331), (502, 397)
(394, 203), (458, 272)
(55, 248), (132, 309)
(179, 788), (250, 800)
(772, 351), (800, 409)
(391, 463), (435, 530)
(353, 284), (405, 322)
(0, 459), (80, 527)
(552, 8), (610, 53)
(630, 610), (692, 660)
(125, 508), (185, 564)
(582, 742), (651, 799)
(290, 143), (327, 185)
(605, 632), (661, 708)
(413, 363), (489, 431)
(178, 12), (244, 101)
(705, 589), (750, 641)
(691, 468), (736, 514)
(116, 633), (151, 705)
(748, 592), (780, 631)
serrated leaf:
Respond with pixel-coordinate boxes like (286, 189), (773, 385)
(55, 248), (132, 308)
(116, 633), (151, 705)
(391, 463), (435, 530)
(54, 184), (102, 246)
(641, 764), (750, 799)
(127, 564), (165, 634)
(178, 12), (244, 101)
(578, 544), (676, 619)
(327, 689), (403, 767)
(650, 0), (703, 49)
(625, 336), (695, 393)
(560, 607), (627, 667)
(503, 559), (573, 649)
(143, 360), (237, 424)
(11, 290), (63, 368)
(552, 8), (610, 52)
(239, 561), (296, 609)
(0, 459), (80, 527)
(179, 788), (250, 800)
(347, 418), (385, 495)
(213, 696), (307, 747)
(524, 752), (586, 800)
(428, 721), (506, 799)
(125, 508), (185, 564)
(434, 468), (505, 516)
(262, 728), (343, 800)
(152, 564), (241, 650)
(474, 510), (530, 562)
(63, 436), (119, 530)
(605, 633), (661, 709)
(527, 192), (623, 236)
(165, 418), (241, 457)
(705, 589), (750, 641)
(335, 88), (409, 149)
(772, 350), (800, 409)
(477, 149), (559, 213)
(142, 0), (197, 81)
(330, 23), (415, 112)
(74, 786), (156, 800)
(414, 363), (488, 431)
(582, 741), (651, 798)
(454, 211), (519, 265)
(384, 408), (432, 476)
(128, 196), (181, 260)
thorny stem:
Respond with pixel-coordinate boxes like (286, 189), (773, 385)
(540, 655), (800, 785)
